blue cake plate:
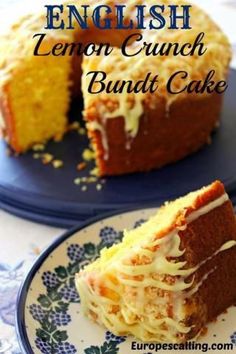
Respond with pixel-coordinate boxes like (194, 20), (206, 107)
(0, 70), (236, 228)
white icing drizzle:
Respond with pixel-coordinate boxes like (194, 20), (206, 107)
(76, 192), (236, 342)
(186, 267), (216, 298)
(186, 193), (229, 223)
(103, 93), (144, 138)
(86, 121), (109, 160)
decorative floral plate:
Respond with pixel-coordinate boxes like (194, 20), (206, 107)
(16, 208), (236, 354)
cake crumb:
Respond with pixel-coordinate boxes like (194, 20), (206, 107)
(90, 167), (99, 176)
(96, 184), (102, 191)
(53, 160), (64, 169)
(33, 153), (41, 159)
(88, 177), (97, 183)
(74, 178), (81, 185)
(68, 121), (80, 131)
(42, 153), (53, 164)
(81, 185), (88, 192)
(82, 148), (95, 162)
(77, 162), (87, 171)
(78, 128), (86, 136)
(32, 143), (45, 152)
(84, 176), (97, 183)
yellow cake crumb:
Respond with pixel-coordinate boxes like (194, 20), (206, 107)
(96, 184), (102, 191)
(42, 153), (53, 165)
(82, 148), (95, 162)
(33, 153), (41, 159)
(81, 185), (88, 192)
(68, 121), (80, 131)
(74, 178), (81, 185)
(78, 128), (86, 136)
(90, 167), (99, 177)
(53, 160), (64, 168)
(32, 144), (45, 152)
(87, 177), (98, 183)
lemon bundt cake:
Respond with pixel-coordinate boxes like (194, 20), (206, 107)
(0, 1), (232, 175)
(76, 181), (236, 342)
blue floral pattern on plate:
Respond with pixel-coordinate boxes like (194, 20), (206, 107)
(28, 225), (125, 353)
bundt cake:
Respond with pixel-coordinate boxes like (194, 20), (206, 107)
(0, 1), (232, 175)
(76, 180), (236, 342)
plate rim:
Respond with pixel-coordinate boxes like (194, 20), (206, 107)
(15, 206), (154, 354)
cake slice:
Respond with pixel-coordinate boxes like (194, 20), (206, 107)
(75, 181), (236, 343)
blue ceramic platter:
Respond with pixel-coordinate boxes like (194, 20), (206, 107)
(16, 208), (236, 354)
(1, 71), (236, 228)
